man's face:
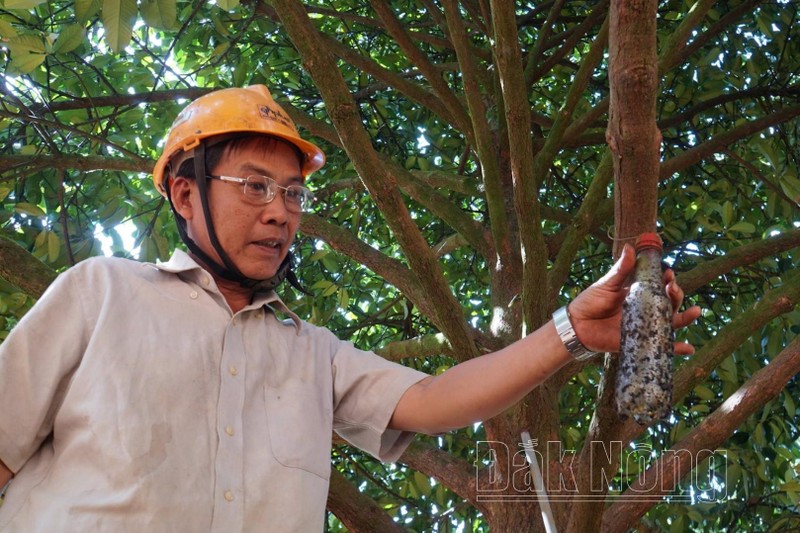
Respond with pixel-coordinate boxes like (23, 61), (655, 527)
(185, 137), (303, 281)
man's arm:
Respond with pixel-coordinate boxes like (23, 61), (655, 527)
(389, 316), (573, 434)
(389, 245), (701, 435)
(0, 459), (13, 487)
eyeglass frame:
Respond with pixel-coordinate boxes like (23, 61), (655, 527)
(206, 174), (315, 212)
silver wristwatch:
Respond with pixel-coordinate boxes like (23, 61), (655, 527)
(553, 306), (597, 361)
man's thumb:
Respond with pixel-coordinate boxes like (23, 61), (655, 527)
(599, 243), (635, 289)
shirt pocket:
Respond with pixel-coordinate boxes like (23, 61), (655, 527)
(264, 381), (333, 480)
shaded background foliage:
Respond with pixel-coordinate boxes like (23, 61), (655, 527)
(1, 0), (800, 531)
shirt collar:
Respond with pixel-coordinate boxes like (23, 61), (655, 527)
(153, 249), (302, 330)
(154, 248), (204, 274)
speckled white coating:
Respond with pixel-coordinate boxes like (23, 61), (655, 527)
(616, 248), (674, 425)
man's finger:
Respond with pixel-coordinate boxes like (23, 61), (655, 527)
(672, 305), (702, 329)
(673, 342), (696, 356)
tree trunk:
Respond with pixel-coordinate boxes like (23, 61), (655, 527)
(571, 1), (661, 531)
(607, 0), (661, 254)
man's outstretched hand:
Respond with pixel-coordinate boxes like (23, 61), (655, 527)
(567, 244), (702, 355)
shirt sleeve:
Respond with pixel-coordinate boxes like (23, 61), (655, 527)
(330, 340), (428, 463)
(0, 265), (91, 473)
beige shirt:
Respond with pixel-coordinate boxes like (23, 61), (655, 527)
(0, 250), (427, 531)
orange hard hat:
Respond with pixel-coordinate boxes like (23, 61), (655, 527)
(152, 85), (325, 196)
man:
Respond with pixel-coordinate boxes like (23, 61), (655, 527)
(0, 85), (700, 531)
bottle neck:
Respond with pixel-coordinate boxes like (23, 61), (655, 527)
(635, 247), (663, 284)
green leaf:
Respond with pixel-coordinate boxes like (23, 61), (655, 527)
(728, 221), (756, 234)
(694, 385), (715, 401)
(669, 514), (685, 533)
(721, 200), (733, 227)
(102, 0), (137, 53)
(4, 0), (46, 9)
(686, 508), (703, 522)
(14, 202), (46, 217)
(216, 0), (240, 10)
(141, 0), (177, 30)
(211, 42), (230, 58)
(52, 24), (86, 54)
(337, 287), (349, 309)
(75, 0), (101, 22)
(34, 229), (48, 249)
(413, 471), (431, 498)
(0, 19), (18, 38)
(754, 423), (766, 448)
(322, 283), (338, 297)
(779, 173), (800, 203)
(689, 404), (710, 415)
(784, 393), (796, 417)
(5, 33), (46, 72)
(47, 231), (60, 262)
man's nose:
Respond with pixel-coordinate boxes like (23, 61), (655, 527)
(259, 192), (290, 224)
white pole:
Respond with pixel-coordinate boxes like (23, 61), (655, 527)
(521, 431), (558, 533)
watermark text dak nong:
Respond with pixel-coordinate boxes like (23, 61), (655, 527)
(475, 439), (727, 503)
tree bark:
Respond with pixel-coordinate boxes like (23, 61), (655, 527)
(0, 236), (57, 299)
(570, 1), (661, 531)
(607, 0), (660, 251)
(326, 467), (405, 532)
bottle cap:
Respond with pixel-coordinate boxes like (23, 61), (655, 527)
(635, 232), (663, 253)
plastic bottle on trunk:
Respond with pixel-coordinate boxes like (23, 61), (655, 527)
(616, 233), (673, 425)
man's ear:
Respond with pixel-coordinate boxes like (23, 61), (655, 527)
(169, 176), (196, 220)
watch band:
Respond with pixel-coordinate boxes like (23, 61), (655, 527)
(553, 306), (597, 361)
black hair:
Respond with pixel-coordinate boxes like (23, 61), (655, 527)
(174, 134), (304, 180)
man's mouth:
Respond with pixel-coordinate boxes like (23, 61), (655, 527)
(253, 239), (283, 249)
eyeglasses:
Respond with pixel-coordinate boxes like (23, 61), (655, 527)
(207, 175), (315, 213)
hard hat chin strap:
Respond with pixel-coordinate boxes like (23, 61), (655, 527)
(163, 142), (301, 293)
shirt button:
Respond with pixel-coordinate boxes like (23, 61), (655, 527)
(189, 290), (198, 299)
(255, 310), (264, 319)
(224, 490), (234, 502)
(229, 366), (238, 376)
(203, 276), (210, 286)
(225, 426), (234, 437)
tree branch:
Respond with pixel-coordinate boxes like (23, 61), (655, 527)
(399, 439), (485, 513)
(270, 0), (478, 358)
(29, 87), (213, 112)
(656, 0), (716, 73)
(0, 154), (152, 176)
(327, 466), (405, 532)
(299, 213), (432, 315)
(547, 151), (613, 303)
(614, 267), (800, 452)
(660, 105), (800, 180)
(310, 30), (460, 131)
(603, 335), (800, 531)
(369, 1), (472, 135)
(0, 109), (147, 162)
(525, 1), (609, 87)
(441, 0), (510, 270)
(387, 160), (494, 261)
(490, 0), (548, 331)
(659, 86), (800, 132)
(674, 269), (800, 405)
(0, 235), (57, 299)
(679, 229), (800, 295)
(376, 332), (453, 362)
(658, 0), (765, 73)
